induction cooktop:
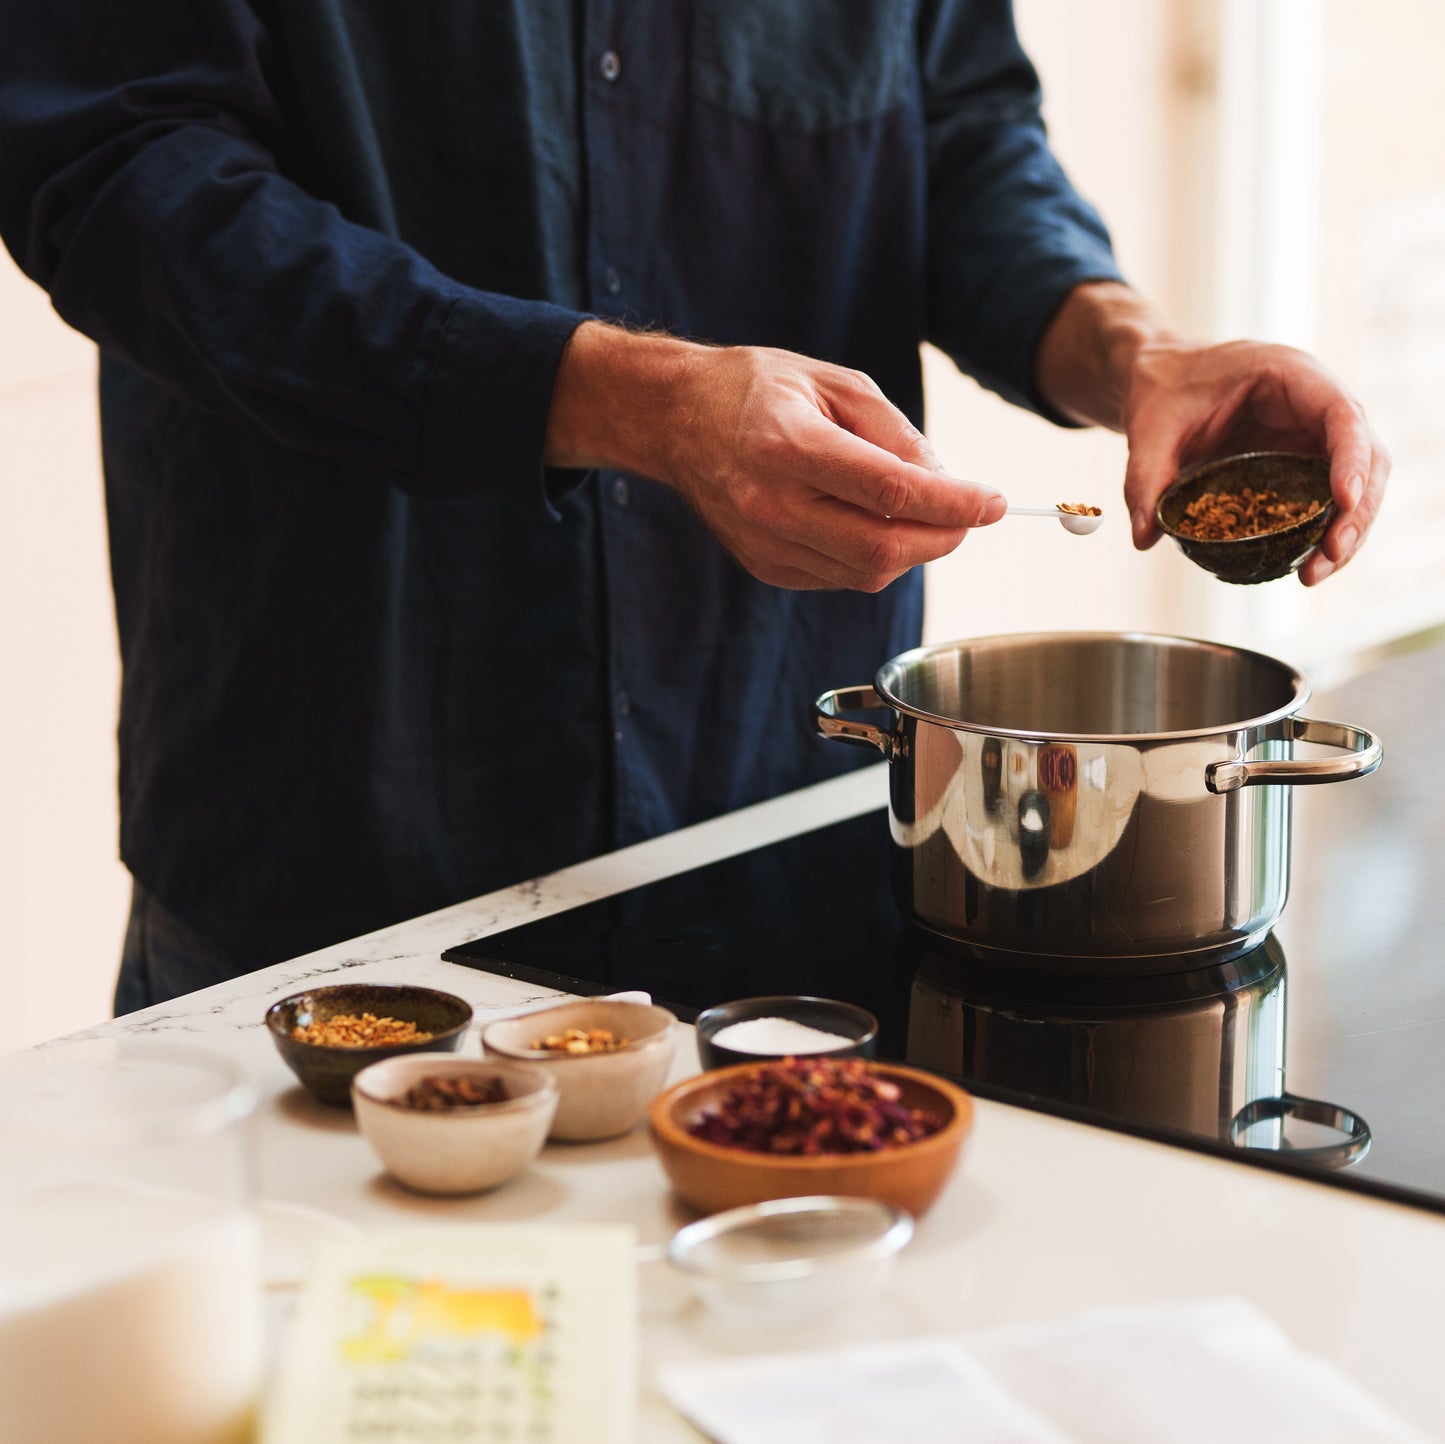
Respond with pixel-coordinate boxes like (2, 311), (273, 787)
(443, 797), (1443, 1218)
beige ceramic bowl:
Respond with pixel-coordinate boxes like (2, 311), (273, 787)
(480, 1000), (679, 1142)
(351, 1056), (558, 1195)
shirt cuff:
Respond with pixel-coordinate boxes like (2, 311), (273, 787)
(419, 288), (592, 516)
(972, 252), (1126, 428)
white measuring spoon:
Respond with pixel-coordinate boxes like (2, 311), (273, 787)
(1006, 505), (1104, 536)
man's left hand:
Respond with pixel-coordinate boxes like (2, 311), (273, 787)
(1036, 281), (1390, 586)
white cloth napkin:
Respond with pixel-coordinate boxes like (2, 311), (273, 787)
(658, 1298), (1438, 1444)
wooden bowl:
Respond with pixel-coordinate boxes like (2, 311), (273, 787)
(1155, 452), (1334, 585)
(648, 1062), (973, 1218)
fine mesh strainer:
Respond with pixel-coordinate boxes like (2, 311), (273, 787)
(649, 1195), (914, 1322)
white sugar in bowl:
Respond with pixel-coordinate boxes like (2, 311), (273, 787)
(694, 996), (878, 1071)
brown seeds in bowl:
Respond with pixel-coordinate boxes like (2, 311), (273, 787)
(290, 1012), (435, 1048)
(1175, 487), (1325, 541)
(530, 1026), (630, 1055)
(399, 1074), (509, 1110)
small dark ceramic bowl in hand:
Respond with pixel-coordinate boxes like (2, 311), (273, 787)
(694, 996), (878, 1072)
(265, 982), (472, 1107)
(1155, 452), (1335, 585)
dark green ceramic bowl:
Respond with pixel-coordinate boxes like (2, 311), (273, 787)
(1155, 452), (1334, 585)
(265, 982), (472, 1108)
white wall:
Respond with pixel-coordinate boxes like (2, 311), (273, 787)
(0, 262), (129, 1051)
(926, 0), (1445, 683)
(1271, 0), (1445, 673)
(922, 0), (1217, 648)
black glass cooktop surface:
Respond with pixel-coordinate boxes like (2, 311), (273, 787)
(444, 641), (1445, 1217)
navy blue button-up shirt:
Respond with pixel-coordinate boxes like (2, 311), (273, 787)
(1, 1), (1121, 961)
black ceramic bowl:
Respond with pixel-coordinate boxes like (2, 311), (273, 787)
(1155, 452), (1334, 585)
(694, 995), (878, 1072)
(265, 982), (472, 1107)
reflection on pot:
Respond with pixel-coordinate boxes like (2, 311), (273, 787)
(980, 737), (1003, 816)
(1037, 743), (1078, 848)
(902, 932), (1369, 1167)
(933, 733), (1141, 897)
(1017, 790), (1051, 879)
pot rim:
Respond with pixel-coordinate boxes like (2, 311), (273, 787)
(873, 630), (1311, 744)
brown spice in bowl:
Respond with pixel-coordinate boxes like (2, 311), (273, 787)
(400, 1074), (509, 1110)
(290, 1012), (434, 1048)
(1175, 487), (1325, 541)
(530, 1026), (630, 1055)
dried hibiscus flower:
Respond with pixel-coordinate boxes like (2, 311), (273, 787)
(686, 1056), (944, 1156)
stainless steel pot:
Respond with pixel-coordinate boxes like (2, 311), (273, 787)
(812, 632), (1382, 972)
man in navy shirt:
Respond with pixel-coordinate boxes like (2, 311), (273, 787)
(0, 3), (1387, 1008)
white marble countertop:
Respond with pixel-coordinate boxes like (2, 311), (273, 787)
(28, 765), (1445, 1439)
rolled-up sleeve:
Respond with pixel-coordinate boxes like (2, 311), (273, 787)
(0, 0), (588, 510)
(918, 0), (1125, 423)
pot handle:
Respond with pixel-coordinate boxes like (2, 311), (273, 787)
(1206, 716), (1382, 794)
(811, 685), (899, 760)
(1229, 1092), (1371, 1169)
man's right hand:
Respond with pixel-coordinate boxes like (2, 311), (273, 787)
(544, 320), (1005, 592)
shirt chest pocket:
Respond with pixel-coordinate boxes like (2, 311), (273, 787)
(690, 0), (915, 133)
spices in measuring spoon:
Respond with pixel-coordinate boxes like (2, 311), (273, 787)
(1057, 502), (1102, 516)
(708, 1016), (854, 1056)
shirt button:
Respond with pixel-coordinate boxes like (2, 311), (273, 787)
(616, 691), (632, 718)
(611, 476), (630, 507)
(602, 266), (622, 296)
(598, 50), (622, 82)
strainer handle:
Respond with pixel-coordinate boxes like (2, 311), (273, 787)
(1206, 716), (1382, 793)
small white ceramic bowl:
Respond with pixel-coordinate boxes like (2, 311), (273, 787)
(351, 1056), (558, 1195)
(480, 999), (679, 1142)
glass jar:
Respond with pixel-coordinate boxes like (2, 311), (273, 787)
(0, 1038), (263, 1444)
